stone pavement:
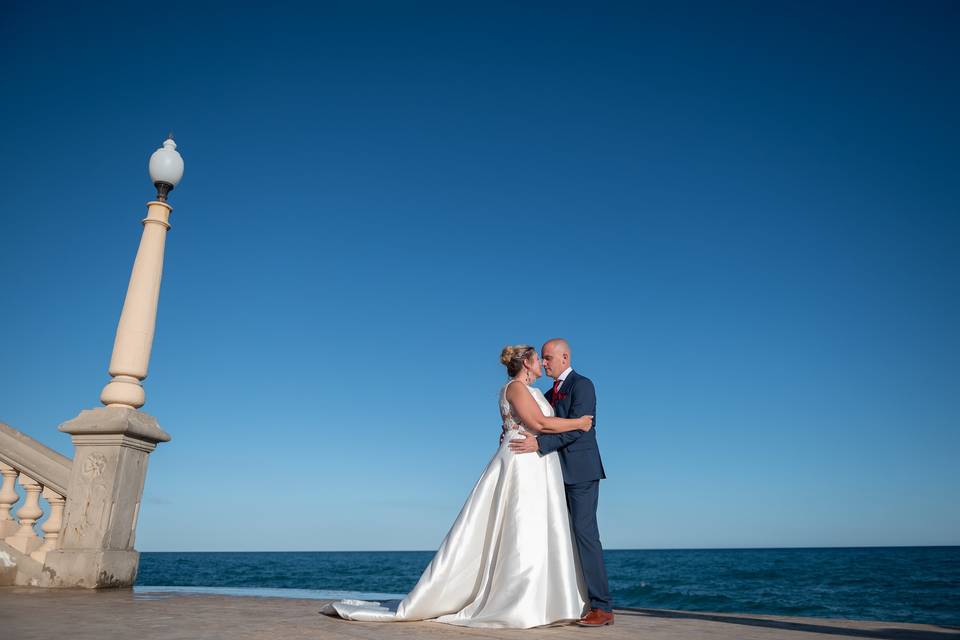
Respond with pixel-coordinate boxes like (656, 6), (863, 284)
(1, 587), (958, 640)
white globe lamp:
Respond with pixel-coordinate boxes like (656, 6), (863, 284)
(148, 135), (185, 201)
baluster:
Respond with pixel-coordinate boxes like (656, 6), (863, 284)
(7, 473), (44, 554)
(0, 463), (19, 538)
(32, 487), (66, 563)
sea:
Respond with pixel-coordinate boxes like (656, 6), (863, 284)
(136, 546), (960, 627)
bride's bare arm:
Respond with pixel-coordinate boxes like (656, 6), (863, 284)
(505, 382), (592, 434)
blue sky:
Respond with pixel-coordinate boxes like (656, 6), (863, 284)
(1, 2), (957, 551)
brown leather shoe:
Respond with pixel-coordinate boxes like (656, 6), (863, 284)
(577, 608), (614, 627)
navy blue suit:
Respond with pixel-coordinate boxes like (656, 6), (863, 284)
(538, 370), (612, 612)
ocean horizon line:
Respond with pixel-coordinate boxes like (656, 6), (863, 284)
(140, 544), (960, 553)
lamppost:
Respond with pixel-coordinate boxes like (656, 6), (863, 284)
(46, 136), (183, 588)
(100, 136), (184, 408)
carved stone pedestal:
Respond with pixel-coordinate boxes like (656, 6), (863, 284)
(43, 407), (170, 588)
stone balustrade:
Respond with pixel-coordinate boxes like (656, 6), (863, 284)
(0, 462), (66, 563)
(1, 410), (169, 588)
(0, 423), (72, 571)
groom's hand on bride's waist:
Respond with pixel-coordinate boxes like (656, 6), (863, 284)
(508, 433), (539, 455)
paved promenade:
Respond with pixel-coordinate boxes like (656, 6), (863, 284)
(1, 588), (957, 640)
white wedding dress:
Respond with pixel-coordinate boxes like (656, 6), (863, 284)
(320, 381), (587, 628)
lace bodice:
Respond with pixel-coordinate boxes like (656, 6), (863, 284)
(500, 381), (554, 434)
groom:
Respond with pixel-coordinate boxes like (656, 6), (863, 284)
(509, 338), (614, 627)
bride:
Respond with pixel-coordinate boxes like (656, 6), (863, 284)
(321, 344), (591, 628)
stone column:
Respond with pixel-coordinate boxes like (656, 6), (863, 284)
(99, 200), (173, 410)
(41, 138), (181, 588)
(42, 407), (170, 588)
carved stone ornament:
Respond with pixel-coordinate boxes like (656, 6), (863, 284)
(82, 454), (107, 478)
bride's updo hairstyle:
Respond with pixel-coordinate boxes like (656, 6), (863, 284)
(500, 345), (535, 377)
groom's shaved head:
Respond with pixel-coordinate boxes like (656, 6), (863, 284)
(541, 339), (571, 379)
(543, 338), (570, 357)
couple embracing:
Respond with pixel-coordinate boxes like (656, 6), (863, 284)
(323, 339), (613, 628)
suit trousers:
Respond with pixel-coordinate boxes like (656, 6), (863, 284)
(565, 479), (612, 611)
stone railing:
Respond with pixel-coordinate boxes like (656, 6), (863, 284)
(0, 422), (72, 565)
(0, 408), (169, 588)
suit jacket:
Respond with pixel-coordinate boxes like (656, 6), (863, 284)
(538, 370), (606, 485)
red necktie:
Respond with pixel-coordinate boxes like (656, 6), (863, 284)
(551, 378), (562, 404)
